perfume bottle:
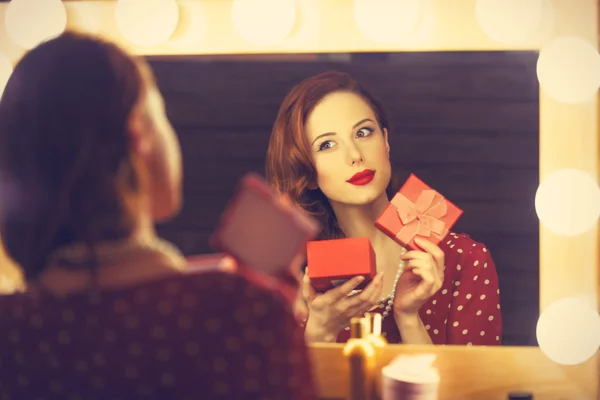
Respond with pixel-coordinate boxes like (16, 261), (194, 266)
(343, 317), (376, 400)
(364, 312), (388, 348)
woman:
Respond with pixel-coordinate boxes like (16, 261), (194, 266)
(265, 71), (502, 346)
(0, 32), (315, 399)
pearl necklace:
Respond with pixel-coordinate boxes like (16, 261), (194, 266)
(48, 237), (184, 267)
(344, 248), (406, 331)
(378, 256), (406, 319)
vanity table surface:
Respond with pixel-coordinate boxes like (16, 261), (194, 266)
(309, 344), (598, 400)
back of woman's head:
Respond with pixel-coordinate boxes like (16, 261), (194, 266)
(265, 71), (394, 239)
(0, 32), (147, 280)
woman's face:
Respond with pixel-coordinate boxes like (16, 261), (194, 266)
(132, 83), (183, 222)
(305, 91), (392, 207)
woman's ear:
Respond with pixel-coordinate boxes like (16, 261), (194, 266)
(127, 106), (152, 157)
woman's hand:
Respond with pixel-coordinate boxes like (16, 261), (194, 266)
(302, 270), (384, 343)
(393, 237), (444, 317)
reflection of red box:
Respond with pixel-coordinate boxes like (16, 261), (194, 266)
(307, 237), (376, 293)
(210, 173), (320, 276)
(375, 174), (463, 250)
(185, 253), (236, 274)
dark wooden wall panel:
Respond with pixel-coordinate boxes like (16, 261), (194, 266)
(148, 51), (540, 346)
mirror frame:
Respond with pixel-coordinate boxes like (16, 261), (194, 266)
(0, 0), (597, 398)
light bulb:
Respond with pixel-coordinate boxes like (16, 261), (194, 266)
(476, 0), (544, 44)
(115, 0), (179, 47)
(354, 0), (421, 43)
(535, 169), (600, 236)
(537, 297), (600, 365)
(537, 36), (600, 104)
(4, 0), (67, 50)
(231, 0), (297, 46)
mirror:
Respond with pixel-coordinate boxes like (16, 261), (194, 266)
(149, 50), (540, 346)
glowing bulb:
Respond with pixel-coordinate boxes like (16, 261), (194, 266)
(476, 0), (544, 44)
(285, 0), (320, 47)
(68, 2), (103, 35)
(169, 1), (206, 49)
(537, 37), (600, 104)
(4, 0), (67, 50)
(535, 169), (600, 236)
(115, 0), (179, 47)
(231, 0), (297, 46)
(0, 52), (12, 98)
(537, 297), (600, 365)
(354, 0), (421, 43)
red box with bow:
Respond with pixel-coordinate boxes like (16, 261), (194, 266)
(210, 173), (320, 276)
(307, 237), (376, 293)
(375, 174), (463, 250)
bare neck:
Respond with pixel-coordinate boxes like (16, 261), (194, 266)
(329, 193), (391, 248)
(33, 209), (184, 297)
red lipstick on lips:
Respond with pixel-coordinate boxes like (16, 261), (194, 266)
(347, 169), (375, 186)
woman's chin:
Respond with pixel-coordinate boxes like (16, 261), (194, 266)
(336, 191), (386, 208)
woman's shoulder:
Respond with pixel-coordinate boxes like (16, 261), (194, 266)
(178, 269), (291, 306)
(183, 254), (297, 305)
(439, 232), (489, 255)
(438, 232), (494, 271)
(0, 269), (290, 317)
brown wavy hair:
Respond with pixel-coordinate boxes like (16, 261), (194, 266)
(265, 71), (399, 240)
(0, 32), (150, 280)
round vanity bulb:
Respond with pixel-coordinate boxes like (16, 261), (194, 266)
(4, 0), (67, 50)
(537, 297), (600, 365)
(231, 0), (297, 46)
(535, 169), (600, 237)
(115, 0), (180, 47)
(537, 37), (600, 104)
(354, 0), (421, 43)
(169, 2), (206, 49)
(0, 52), (13, 98)
(475, 0), (544, 44)
(68, 2), (104, 35)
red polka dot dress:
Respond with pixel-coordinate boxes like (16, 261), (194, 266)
(337, 232), (502, 345)
(0, 270), (317, 399)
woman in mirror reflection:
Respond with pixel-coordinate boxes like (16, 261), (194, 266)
(0, 32), (315, 399)
(266, 71), (502, 346)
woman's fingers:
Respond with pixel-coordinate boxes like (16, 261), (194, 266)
(413, 237), (445, 273)
(368, 277), (384, 304)
(340, 273), (383, 308)
(325, 275), (367, 303)
(302, 270), (318, 303)
(404, 260), (441, 299)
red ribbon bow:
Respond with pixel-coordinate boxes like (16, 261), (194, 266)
(390, 189), (448, 245)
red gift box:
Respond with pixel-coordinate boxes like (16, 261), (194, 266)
(211, 173), (320, 276)
(375, 174), (463, 250)
(307, 237), (376, 293)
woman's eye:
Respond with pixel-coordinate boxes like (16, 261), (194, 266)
(318, 140), (335, 151)
(357, 127), (374, 137)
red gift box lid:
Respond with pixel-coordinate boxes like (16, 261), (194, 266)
(375, 173), (463, 250)
(210, 173), (320, 276)
(306, 237), (376, 280)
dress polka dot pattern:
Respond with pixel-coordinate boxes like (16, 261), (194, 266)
(336, 232), (502, 345)
(0, 271), (316, 399)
